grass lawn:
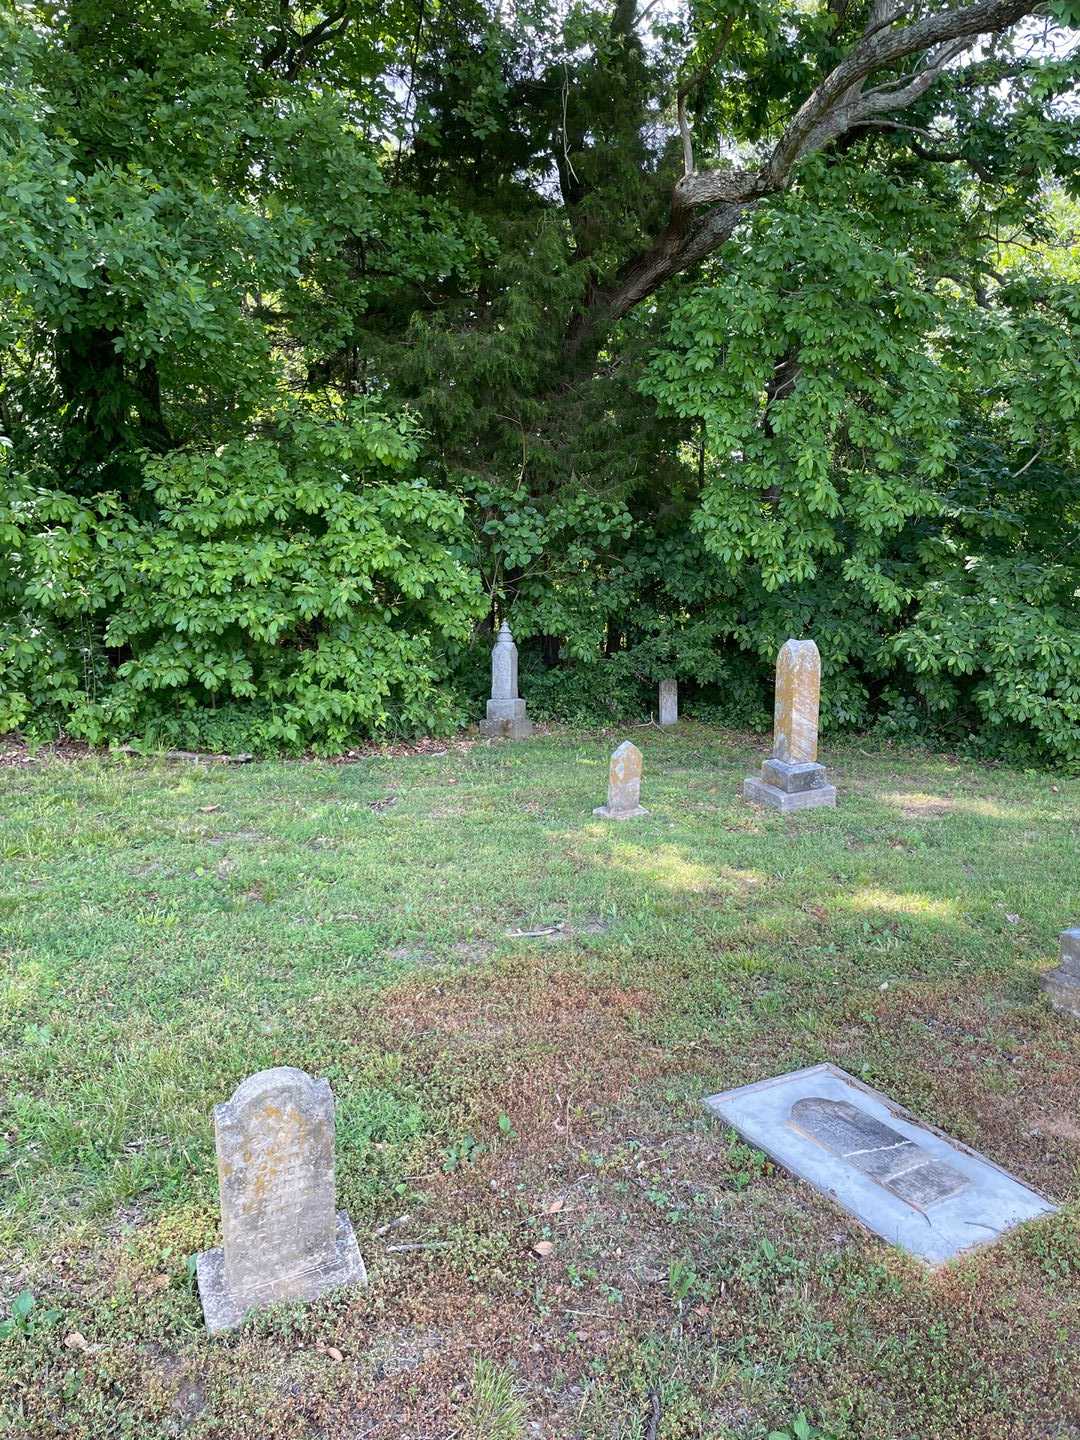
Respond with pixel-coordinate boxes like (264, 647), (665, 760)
(1, 724), (1078, 1439)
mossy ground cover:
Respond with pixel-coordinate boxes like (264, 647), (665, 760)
(1, 725), (1078, 1439)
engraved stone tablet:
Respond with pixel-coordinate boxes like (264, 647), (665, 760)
(703, 1064), (1055, 1264)
(480, 621), (532, 739)
(658, 679), (678, 726)
(789, 1098), (967, 1211)
(594, 740), (648, 820)
(196, 1067), (367, 1334)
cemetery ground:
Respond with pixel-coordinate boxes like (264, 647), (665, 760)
(1, 726), (1079, 1440)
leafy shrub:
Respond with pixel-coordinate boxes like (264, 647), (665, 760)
(521, 652), (648, 727)
(0, 406), (486, 752)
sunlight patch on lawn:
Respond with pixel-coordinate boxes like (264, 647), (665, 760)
(600, 843), (760, 894)
(844, 886), (959, 921)
(881, 791), (1015, 820)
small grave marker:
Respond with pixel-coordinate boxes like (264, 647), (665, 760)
(196, 1067), (367, 1334)
(658, 679), (678, 726)
(594, 740), (648, 820)
(704, 1063), (1055, 1264)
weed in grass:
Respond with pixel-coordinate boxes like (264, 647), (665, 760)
(0, 1289), (61, 1340)
(460, 1356), (528, 1440)
(768, 1415), (840, 1440)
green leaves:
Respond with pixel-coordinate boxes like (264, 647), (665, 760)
(1, 0), (1077, 760)
(0, 1289), (62, 1341)
(0, 405), (486, 751)
(644, 161), (964, 595)
(767, 1414), (831, 1440)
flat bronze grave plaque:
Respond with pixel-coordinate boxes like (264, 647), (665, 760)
(704, 1064), (1056, 1264)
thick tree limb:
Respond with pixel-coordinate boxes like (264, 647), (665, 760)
(572, 0), (1040, 349)
(767, 0), (1035, 187)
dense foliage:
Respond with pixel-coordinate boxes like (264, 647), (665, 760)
(2, 0), (1078, 757)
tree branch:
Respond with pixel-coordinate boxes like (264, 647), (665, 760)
(764, 0), (1035, 186)
(676, 17), (736, 176)
(571, 0), (1040, 348)
(260, 3), (350, 79)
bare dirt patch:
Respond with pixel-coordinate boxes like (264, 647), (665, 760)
(452, 939), (497, 965)
(328, 736), (476, 762)
(386, 946), (438, 966)
(379, 963), (666, 1159)
(0, 735), (95, 767)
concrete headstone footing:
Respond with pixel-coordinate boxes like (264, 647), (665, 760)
(704, 1063), (1055, 1264)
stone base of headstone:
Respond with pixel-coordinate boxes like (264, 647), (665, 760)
(197, 1211), (367, 1336)
(743, 758), (836, 813)
(481, 698), (532, 740)
(592, 802), (649, 821)
(1040, 968), (1080, 1020)
(1040, 927), (1080, 1020)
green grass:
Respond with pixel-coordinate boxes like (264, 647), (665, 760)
(1, 724), (1078, 1438)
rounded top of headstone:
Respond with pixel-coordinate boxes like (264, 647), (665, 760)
(497, 620), (514, 641)
(217, 1067), (331, 1124)
(779, 636), (820, 661)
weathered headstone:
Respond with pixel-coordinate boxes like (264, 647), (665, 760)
(704, 1063), (1056, 1265)
(480, 620), (532, 740)
(743, 638), (836, 812)
(593, 740), (648, 820)
(1040, 927), (1080, 1019)
(196, 1067), (367, 1334)
(658, 679), (678, 727)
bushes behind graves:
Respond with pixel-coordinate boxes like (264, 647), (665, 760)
(0, 406), (486, 753)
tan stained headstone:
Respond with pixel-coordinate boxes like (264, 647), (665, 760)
(773, 638), (820, 763)
(594, 740), (648, 820)
(196, 1067), (366, 1334)
(743, 637), (836, 811)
